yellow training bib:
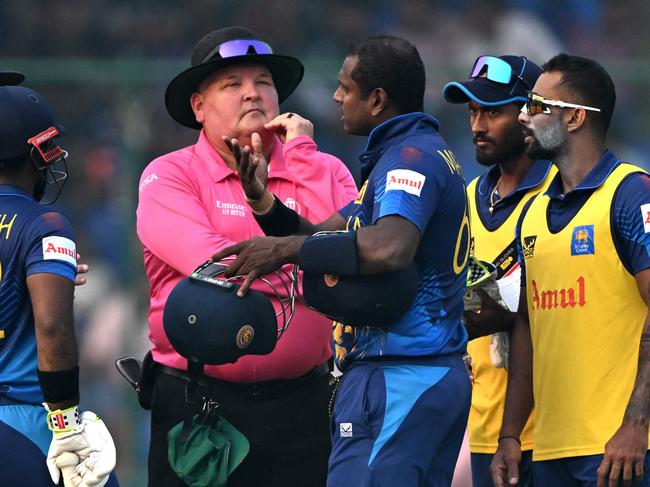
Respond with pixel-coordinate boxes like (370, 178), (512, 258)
(520, 163), (647, 460)
(466, 165), (555, 453)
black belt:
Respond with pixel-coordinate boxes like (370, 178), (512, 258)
(155, 362), (330, 400)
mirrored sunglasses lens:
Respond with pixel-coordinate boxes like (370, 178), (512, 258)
(217, 39), (273, 58)
(525, 94), (542, 115)
(470, 56), (512, 84)
(470, 56), (490, 77)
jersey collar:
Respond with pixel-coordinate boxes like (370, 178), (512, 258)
(0, 183), (35, 200)
(478, 159), (553, 202)
(545, 149), (620, 200)
(359, 112), (440, 182)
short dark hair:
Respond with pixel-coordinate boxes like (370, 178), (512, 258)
(542, 53), (616, 136)
(347, 36), (425, 114)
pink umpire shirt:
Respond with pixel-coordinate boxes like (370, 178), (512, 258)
(137, 131), (357, 382)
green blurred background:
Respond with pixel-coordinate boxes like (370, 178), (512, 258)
(1, 0), (648, 485)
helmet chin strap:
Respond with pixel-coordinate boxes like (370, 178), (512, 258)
(31, 146), (69, 205)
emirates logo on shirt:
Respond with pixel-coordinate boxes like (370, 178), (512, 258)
(216, 201), (247, 217)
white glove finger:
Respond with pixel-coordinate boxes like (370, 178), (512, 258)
(76, 460), (111, 487)
(46, 457), (61, 486)
(74, 424), (116, 486)
(54, 452), (81, 487)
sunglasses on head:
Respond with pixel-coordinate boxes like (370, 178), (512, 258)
(523, 91), (602, 116)
(470, 55), (532, 91)
(202, 39), (273, 64)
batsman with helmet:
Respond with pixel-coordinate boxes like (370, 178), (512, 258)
(0, 71), (118, 486)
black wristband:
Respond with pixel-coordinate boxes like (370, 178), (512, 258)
(38, 366), (80, 404)
(254, 196), (300, 236)
(299, 231), (358, 275)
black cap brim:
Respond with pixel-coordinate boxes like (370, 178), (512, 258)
(0, 70), (25, 86)
(443, 78), (527, 106)
(165, 54), (304, 129)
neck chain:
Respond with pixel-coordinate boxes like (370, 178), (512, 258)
(488, 176), (502, 214)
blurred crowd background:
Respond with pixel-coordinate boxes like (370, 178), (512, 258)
(1, 0), (648, 485)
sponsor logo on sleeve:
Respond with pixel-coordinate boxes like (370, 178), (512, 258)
(42, 236), (77, 266)
(385, 169), (426, 197)
(139, 173), (158, 192)
(339, 422), (353, 438)
(571, 225), (594, 256)
(641, 204), (650, 233)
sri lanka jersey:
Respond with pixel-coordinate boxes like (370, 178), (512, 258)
(0, 184), (76, 405)
(334, 113), (469, 370)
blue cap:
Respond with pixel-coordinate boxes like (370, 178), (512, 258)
(443, 55), (542, 106)
(0, 85), (63, 160)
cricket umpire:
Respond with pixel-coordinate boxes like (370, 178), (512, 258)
(135, 27), (357, 487)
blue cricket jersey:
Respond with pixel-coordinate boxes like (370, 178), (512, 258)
(334, 113), (469, 369)
(0, 184), (76, 405)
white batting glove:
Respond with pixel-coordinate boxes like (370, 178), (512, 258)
(45, 405), (116, 487)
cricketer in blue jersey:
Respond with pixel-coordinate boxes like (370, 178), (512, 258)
(0, 75), (118, 487)
(212, 36), (472, 487)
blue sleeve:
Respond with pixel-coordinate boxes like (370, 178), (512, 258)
(612, 173), (650, 275)
(24, 210), (77, 282)
(516, 197), (536, 287)
(338, 200), (356, 221)
(372, 146), (444, 234)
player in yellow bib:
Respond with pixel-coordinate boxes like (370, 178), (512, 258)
(491, 54), (650, 487)
(443, 55), (554, 487)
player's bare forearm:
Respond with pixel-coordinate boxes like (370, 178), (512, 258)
(500, 290), (534, 438)
(623, 321), (650, 428)
(596, 270), (650, 487)
(254, 197), (346, 237)
(27, 273), (78, 371)
(491, 290), (532, 487)
(464, 290), (516, 340)
(622, 272), (650, 428)
(299, 212), (346, 235)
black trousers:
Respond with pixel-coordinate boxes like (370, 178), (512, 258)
(148, 366), (331, 487)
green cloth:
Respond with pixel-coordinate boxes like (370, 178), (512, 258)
(168, 414), (249, 487)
